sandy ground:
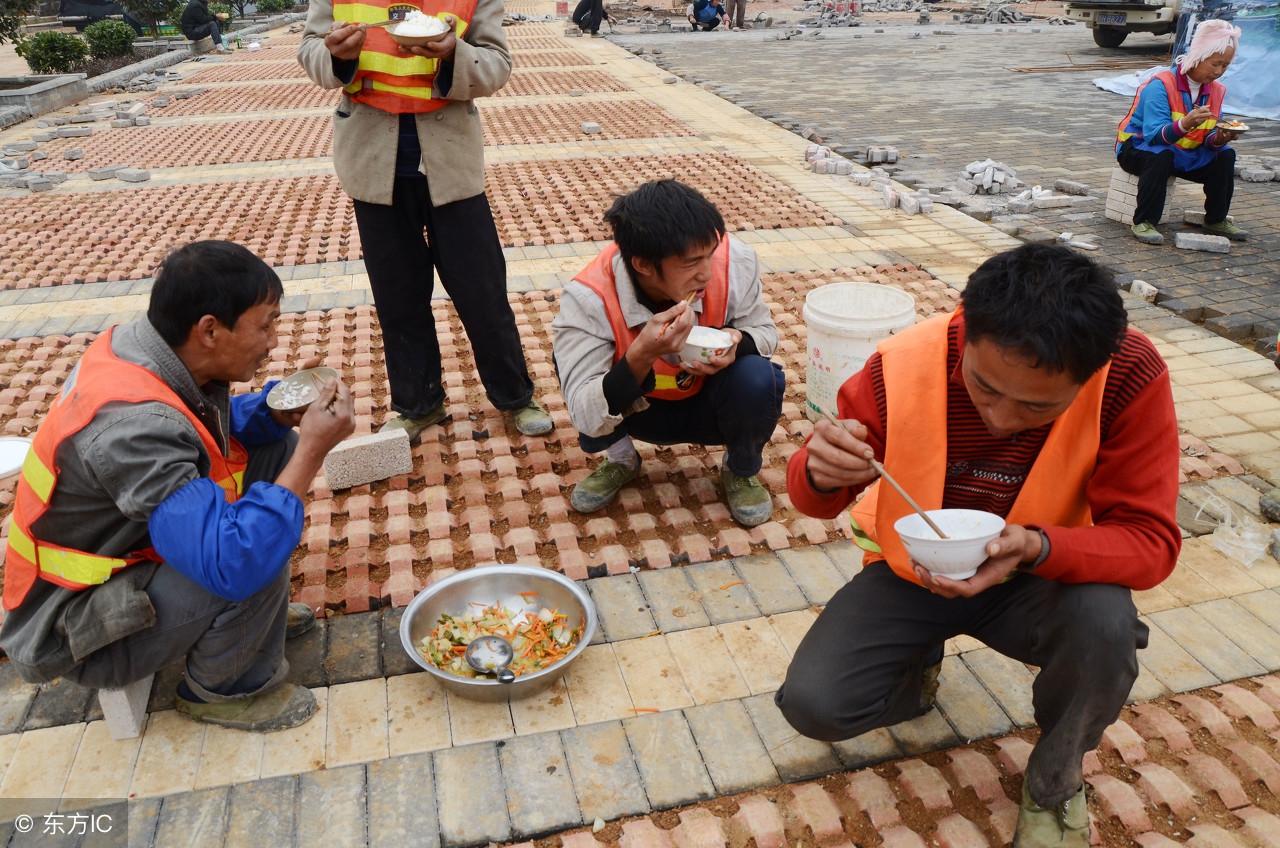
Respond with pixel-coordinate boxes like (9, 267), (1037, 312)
(0, 42), (30, 77)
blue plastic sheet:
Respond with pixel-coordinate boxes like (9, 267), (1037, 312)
(1093, 2), (1280, 120)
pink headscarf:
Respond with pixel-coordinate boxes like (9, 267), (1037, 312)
(1177, 19), (1243, 72)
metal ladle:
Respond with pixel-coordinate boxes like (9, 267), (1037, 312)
(464, 635), (516, 684)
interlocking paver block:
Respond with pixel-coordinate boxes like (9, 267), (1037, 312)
(624, 710), (715, 810)
(732, 795), (786, 848)
(881, 827), (929, 848)
(897, 758), (952, 810)
(1212, 684), (1279, 730)
(671, 808), (726, 848)
(1238, 807), (1280, 848)
(685, 561), (761, 623)
(1225, 740), (1280, 794)
(1132, 763), (1199, 818)
(116, 168), (151, 183)
(664, 627), (750, 705)
(946, 748), (1004, 803)
(619, 818), (674, 848)
(323, 429), (413, 489)
(777, 546), (847, 605)
(434, 743), (512, 847)
(588, 574), (658, 641)
(934, 813), (988, 848)
(935, 655), (1012, 742)
(499, 733), (582, 837)
(743, 692), (840, 781)
(225, 777), (297, 845)
(298, 765), (367, 844)
(685, 700), (779, 794)
(993, 735), (1034, 775)
(846, 769), (901, 828)
(716, 619), (790, 695)
(1089, 773), (1153, 832)
(1140, 619), (1221, 692)
(787, 783), (845, 840)
(1174, 232), (1231, 253)
(561, 721), (649, 822)
(1178, 751), (1250, 809)
(820, 540), (863, 581)
(21, 678), (93, 731)
(1172, 694), (1237, 737)
(732, 552), (809, 615)
(1100, 719), (1148, 765)
(1129, 703), (1193, 753)
(638, 567), (711, 632)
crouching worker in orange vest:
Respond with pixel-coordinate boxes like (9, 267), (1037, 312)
(777, 244), (1181, 848)
(553, 180), (784, 528)
(0, 241), (355, 732)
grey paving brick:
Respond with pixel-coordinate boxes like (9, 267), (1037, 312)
(832, 726), (902, 769)
(935, 654), (1013, 743)
(684, 561), (760, 624)
(23, 678), (94, 731)
(323, 610), (382, 685)
(286, 617), (329, 689)
(684, 700), (779, 794)
(888, 708), (961, 756)
(368, 752), (440, 848)
(1129, 659), (1171, 704)
(1189, 598), (1280, 672)
(1234, 589), (1280, 633)
(637, 567), (710, 633)
(960, 648), (1036, 729)
(777, 547), (848, 605)
(298, 764), (367, 846)
(1138, 615), (1221, 692)
(152, 786), (230, 848)
(79, 800), (129, 847)
(560, 721), (649, 822)
(1148, 607), (1266, 682)
(0, 662), (37, 734)
(434, 743), (512, 847)
(225, 776), (296, 845)
(623, 710), (715, 810)
(499, 731), (582, 836)
(381, 607), (420, 677)
(586, 574), (657, 642)
(821, 540), (864, 581)
(742, 692), (840, 782)
(732, 552), (809, 615)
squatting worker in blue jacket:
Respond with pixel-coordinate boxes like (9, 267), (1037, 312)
(1115, 19), (1246, 245)
(0, 241), (355, 733)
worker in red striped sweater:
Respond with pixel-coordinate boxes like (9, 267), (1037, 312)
(777, 243), (1180, 848)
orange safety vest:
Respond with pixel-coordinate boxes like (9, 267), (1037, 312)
(574, 237), (731, 401)
(848, 311), (1109, 585)
(332, 0), (478, 114)
(3, 329), (247, 610)
(1116, 70), (1226, 151)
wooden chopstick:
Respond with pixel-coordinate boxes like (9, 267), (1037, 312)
(655, 291), (700, 340)
(817, 408), (949, 540)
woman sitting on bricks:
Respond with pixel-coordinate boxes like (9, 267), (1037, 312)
(1115, 19), (1246, 245)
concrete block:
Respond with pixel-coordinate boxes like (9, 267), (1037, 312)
(125, 101), (147, 118)
(153, 96), (171, 107)
(116, 168), (151, 183)
(917, 198), (934, 214)
(30, 151), (47, 161)
(70, 114), (100, 123)
(26, 178), (53, 192)
(1032, 194), (1072, 209)
(1007, 198), (1035, 214)
(133, 116), (151, 126)
(31, 132), (54, 143)
(899, 194), (921, 215)
(960, 205), (991, 221)
(834, 159), (852, 175)
(98, 673), (153, 740)
(57, 126), (93, 138)
(62, 148), (84, 161)
(580, 121), (601, 134)
(0, 174), (26, 189)
(2, 142), (36, 152)
(1053, 178), (1090, 196)
(110, 119), (135, 128)
(1174, 232), (1231, 253)
(323, 428), (413, 489)
(88, 165), (127, 180)
(1240, 168), (1274, 182)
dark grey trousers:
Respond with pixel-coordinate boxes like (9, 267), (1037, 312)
(65, 434), (297, 702)
(774, 561), (1147, 807)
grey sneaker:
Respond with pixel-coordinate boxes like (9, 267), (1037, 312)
(721, 467), (773, 527)
(512, 399), (553, 436)
(1014, 782), (1089, 848)
(1130, 222), (1163, 245)
(380, 403), (447, 441)
(571, 458), (640, 513)
(175, 683), (318, 732)
(286, 603), (316, 639)
(1202, 219), (1248, 241)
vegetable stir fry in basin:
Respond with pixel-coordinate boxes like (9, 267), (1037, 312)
(418, 601), (583, 679)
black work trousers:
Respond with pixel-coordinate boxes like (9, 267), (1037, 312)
(775, 562), (1147, 808)
(1117, 140), (1236, 227)
(352, 180), (534, 419)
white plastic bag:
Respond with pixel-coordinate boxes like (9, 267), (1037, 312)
(1196, 493), (1269, 568)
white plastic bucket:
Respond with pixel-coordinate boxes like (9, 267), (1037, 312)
(803, 282), (917, 421)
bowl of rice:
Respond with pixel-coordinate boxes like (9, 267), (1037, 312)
(387, 10), (452, 47)
(265, 366), (340, 412)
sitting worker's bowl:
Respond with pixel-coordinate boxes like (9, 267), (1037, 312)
(894, 509), (1005, 581)
(400, 564), (598, 702)
(265, 366), (339, 412)
(387, 20), (451, 47)
(679, 326), (733, 368)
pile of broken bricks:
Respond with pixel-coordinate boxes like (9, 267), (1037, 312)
(0, 100), (155, 192)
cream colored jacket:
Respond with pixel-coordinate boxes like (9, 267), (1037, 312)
(297, 0), (511, 207)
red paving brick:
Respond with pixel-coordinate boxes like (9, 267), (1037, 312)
(481, 100), (695, 145)
(183, 60), (310, 83)
(511, 49), (594, 68)
(496, 70), (630, 96)
(152, 84), (340, 116)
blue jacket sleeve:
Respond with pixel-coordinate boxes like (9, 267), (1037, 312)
(148, 477), (303, 602)
(230, 383), (292, 447)
(1134, 83), (1179, 149)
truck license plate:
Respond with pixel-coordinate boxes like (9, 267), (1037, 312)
(1097, 12), (1127, 24)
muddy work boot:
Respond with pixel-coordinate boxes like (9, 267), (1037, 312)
(1014, 782), (1089, 848)
(917, 645), (943, 715)
(286, 603), (317, 639)
(571, 458), (640, 513)
(1202, 219), (1248, 241)
(721, 467), (773, 527)
(512, 399), (554, 436)
(176, 683), (318, 732)
(1130, 222), (1163, 245)
(380, 403), (447, 442)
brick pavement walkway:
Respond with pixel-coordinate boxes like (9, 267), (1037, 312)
(0, 12), (1279, 847)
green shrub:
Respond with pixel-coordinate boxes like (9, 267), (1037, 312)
(84, 19), (137, 59)
(15, 31), (88, 74)
(255, 0), (293, 14)
(209, 2), (233, 20)
(119, 0), (185, 38)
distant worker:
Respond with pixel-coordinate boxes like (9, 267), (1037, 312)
(180, 0), (229, 52)
(572, 0), (613, 36)
(687, 0), (730, 31)
(1116, 19), (1246, 245)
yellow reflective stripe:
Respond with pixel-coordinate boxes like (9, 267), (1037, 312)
(231, 470), (244, 495)
(38, 546), (123, 586)
(7, 524), (36, 564)
(357, 50), (438, 78)
(21, 449), (53, 503)
(359, 78), (443, 100)
(653, 374), (679, 391)
(849, 517), (882, 554)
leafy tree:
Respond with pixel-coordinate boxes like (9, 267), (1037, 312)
(208, 1), (231, 19)
(118, 0), (185, 37)
(0, 0), (41, 47)
(256, 0), (293, 13)
(84, 18), (136, 58)
(15, 30), (87, 73)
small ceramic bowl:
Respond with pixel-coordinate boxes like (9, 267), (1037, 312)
(387, 20), (451, 47)
(894, 509), (1006, 581)
(679, 326), (733, 368)
(265, 366), (340, 412)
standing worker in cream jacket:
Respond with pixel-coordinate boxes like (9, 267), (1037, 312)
(298, 0), (553, 440)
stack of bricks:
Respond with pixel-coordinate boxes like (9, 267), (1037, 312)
(804, 144), (853, 175)
(1105, 166), (1176, 225)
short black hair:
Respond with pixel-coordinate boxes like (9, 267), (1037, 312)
(960, 243), (1127, 384)
(148, 241), (284, 347)
(603, 180), (726, 281)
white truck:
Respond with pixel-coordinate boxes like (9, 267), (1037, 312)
(1064, 0), (1182, 48)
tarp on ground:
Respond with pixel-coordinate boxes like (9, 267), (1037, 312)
(1092, 1), (1280, 121)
